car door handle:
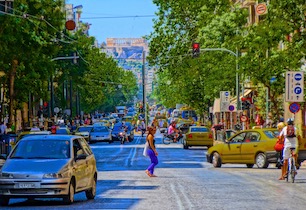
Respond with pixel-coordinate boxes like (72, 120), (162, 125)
(237, 146), (240, 148)
(253, 145), (258, 147)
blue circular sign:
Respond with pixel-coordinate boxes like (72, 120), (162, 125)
(294, 87), (302, 94)
(228, 105), (235, 112)
(225, 92), (229, 97)
(294, 73), (302, 81)
(289, 102), (300, 114)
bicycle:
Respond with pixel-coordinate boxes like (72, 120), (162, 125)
(286, 148), (297, 183)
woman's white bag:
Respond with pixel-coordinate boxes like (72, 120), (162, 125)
(143, 141), (149, 157)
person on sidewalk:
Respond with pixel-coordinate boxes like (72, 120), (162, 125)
(145, 126), (158, 177)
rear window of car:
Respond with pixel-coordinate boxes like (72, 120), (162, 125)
(264, 130), (279, 138)
(191, 127), (209, 132)
(92, 127), (108, 132)
(56, 129), (69, 134)
(78, 127), (93, 132)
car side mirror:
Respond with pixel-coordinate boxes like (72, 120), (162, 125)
(75, 154), (87, 161)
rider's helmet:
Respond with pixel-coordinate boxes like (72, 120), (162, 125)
(287, 118), (294, 125)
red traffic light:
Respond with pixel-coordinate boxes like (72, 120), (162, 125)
(192, 43), (200, 49)
(192, 42), (200, 58)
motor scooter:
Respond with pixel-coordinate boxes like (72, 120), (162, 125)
(118, 131), (127, 144)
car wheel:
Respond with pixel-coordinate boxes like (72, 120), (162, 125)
(63, 180), (75, 204)
(128, 135), (134, 142)
(246, 164), (254, 168)
(0, 197), (9, 206)
(255, 153), (269, 168)
(86, 176), (97, 200)
(212, 152), (222, 168)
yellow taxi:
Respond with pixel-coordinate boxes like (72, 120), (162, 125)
(182, 126), (213, 149)
(206, 128), (279, 168)
(297, 127), (306, 166)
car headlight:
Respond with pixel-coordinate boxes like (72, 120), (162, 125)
(0, 172), (14, 179)
(43, 173), (63, 179)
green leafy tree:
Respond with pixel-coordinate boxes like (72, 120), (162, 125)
(0, 0), (64, 125)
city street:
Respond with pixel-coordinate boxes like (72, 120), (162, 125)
(3, 132), (306, 210)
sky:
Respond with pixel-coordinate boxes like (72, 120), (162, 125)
(66, 0), (158, 44)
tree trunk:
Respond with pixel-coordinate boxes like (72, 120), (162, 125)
(9, 59), (18, 125)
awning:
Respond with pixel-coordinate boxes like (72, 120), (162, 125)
(213, 98), (221, 114)
(230, 89), (253, 105)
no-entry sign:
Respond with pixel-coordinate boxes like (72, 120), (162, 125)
(256, 3), (267, 15)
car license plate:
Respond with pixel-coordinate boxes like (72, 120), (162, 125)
(16, 183), (39, 188)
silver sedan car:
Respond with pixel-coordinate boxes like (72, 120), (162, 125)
(0, 135), (97, 206)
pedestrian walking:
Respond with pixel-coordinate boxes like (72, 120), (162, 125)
(145, 126), (158, 177)
(0, 121), (7, 134)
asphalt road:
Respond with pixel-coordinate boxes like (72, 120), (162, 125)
(4, 131), (306, 210)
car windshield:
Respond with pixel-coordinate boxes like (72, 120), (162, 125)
(92, 127), (108, 132)
(191, 127), (209, 132)
(78, 127), (93, 132)
(264, 130), (279, 138)
(10, 140), (71, 159)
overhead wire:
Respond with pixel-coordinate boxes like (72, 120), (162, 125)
(0, 2), (76, 43)
(0, 2), (91, 63)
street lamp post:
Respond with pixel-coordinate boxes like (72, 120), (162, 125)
(200, 48), (240, 121)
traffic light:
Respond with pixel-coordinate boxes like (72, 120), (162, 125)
(242, 100), (251, 110)
(72, 52), (78, 64)
(192, 42), (200, 58)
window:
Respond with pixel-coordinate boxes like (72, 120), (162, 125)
(191, 127), (209, 132)
(244, 132), (260, 142)
(231, 133), (246, 143)
(79, 138), (92, 155)
(73, 139), (85, 158)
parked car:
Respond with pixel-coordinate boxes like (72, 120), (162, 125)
(73, 126), (93, 142)
(0, 135), (97, 206)
(206, 128), (280, 168)
(89, 126), (112, 143)
(182, 126), (213, 149)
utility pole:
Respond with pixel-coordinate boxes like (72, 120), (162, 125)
(142, 50), (147, 128)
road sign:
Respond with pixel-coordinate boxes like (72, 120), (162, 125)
(289, 102), (300, 114)
(285, 71), (304, 102)
(54, 107), (60, 113)
(228, 105), (235, 112)
(256, 3), (267, 15)
(220, 91), (230, 112)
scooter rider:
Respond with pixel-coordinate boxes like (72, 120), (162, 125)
(121, 121), (129, 143)
(168, 121), (178, 142)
